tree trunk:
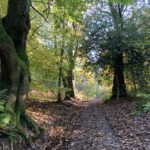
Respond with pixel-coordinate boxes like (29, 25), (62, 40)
(57, 46), (64, 102)
(0, 20), (20, 107)
(112, 52), (127, 99)
(63, 49), (75, 100)
(109, 2), (127, 99)
(63, 70), (75, 100)
(67, 69), (75, 98)
(0, 0), (30, 127)
(57, 65), (62, 102)
(62, 77), (69, 100)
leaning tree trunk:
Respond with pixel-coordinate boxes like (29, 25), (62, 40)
(112, 52), (127, 99)
(0, 0), (30, 127)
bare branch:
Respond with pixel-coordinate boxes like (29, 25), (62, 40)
(29, 24), (43, 38)
(31, 4), (49, 22)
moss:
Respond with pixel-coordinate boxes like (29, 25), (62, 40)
(0, 19), (12, 44)
(17, 55), (28, 73)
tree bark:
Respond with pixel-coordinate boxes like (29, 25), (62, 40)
(63, 70), (75, 100)
(57, 46), (64, 102)
(63, 49), (75, 100)
(112, 52), (127, 99)
(57, 65), (63, 102)
(109, 2), (127, 99)
(0, 20), (20, 107)
(0, 0), (30, 126)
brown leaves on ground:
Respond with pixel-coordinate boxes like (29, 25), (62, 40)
(100, 99), (150, 150)
(2, 99), (149, 150)
(25, 99), (150, 150)
(26, 101), (82, 150)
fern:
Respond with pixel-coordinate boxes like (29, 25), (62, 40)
(0, 90), (14, 129)
(144, 102), (150, 112)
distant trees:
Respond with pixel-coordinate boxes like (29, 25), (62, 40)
(52, 0), (84, 101)
(27, 0), (85, 101)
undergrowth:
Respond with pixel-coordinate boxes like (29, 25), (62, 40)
(0, 90), (14, 128)
(0, 90), (41, 148)
(134, 92), (150, 114)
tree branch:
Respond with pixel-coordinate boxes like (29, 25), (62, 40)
(31, 4), (49, 23)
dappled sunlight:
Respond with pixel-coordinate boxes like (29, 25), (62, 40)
(0, 0), (149, 149)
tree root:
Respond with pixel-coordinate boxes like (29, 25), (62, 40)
(22, 112), (44, 137)
(0, 111), (44, 149)
(0, 128), (32, 149)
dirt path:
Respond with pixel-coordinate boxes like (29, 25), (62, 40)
(25, 100), (123, 150)
(24, 100), (150, 150)
(1, 99), (150, 149)
(67, 101), (121, 150)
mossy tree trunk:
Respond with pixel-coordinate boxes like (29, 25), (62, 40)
(0, 0), (30, 127)
(64, 50), (75, 100)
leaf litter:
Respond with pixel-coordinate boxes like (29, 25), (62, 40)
(1, 99), (150, 150)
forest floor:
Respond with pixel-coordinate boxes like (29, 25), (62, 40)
(25, 99), (150, 150)
(1, 99), (150, 150)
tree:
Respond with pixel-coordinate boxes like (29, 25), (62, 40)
(83, 0), (149, 99)
(0, 0), (30, 127)
(51, 0), (85, 101)
(124, 6), (150, 93)
(108, 1), (127, 98)
(83, 0), (127, 99)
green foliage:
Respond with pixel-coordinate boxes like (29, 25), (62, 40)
(0, 0), (8, 17)
(101, 92), (112, 100)
(110, 0), (133, 4)
(0, 113), (11, 128)
(0, 105), (4, 112)
(74, 62), (103, 100)
(134, 99), (145, 114)
(0, 91), (32, 144)
(0, 90), (15, 129)
(134, 92), (150, 114)
(83, 0), (150, 97)
(27, 0), (84, 97)
(0, 100), (5, 112)
(144, 102), (150, 112)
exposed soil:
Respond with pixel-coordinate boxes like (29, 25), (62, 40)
(0, 99), (150, 150)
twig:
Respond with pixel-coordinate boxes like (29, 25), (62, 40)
(31, 4), (49, 23)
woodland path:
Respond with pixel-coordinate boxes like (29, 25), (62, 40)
(25, 99), (150, 150)
(26, 100), (122, 150)
(66, 100), (121, 150)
